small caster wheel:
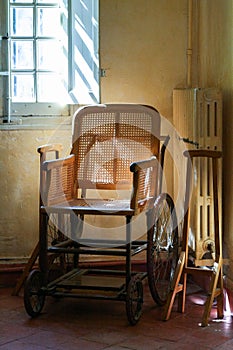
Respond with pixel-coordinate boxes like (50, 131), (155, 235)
(126, 275), (143, 325)
(24, 270), (46, 317)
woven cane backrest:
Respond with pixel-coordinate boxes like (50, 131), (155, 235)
(71, 104), (161, 192)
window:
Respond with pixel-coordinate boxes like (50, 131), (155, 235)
(8, 0), (99, 116)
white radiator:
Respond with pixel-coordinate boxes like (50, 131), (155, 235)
(173, 88), (222, 264)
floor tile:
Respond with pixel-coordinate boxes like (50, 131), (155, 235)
(0, 280), (232, 350)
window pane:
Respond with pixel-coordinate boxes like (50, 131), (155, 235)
(10, 7), (33, 37)
(37, 0), (59, 3)
(37, 40), (61, 71)
(12, 74), (35, 102)
(37, 73), (67, 102)
(10, 0), (33, 3)
(37, 8), (60, 37)
(61, 0), (68, 6)
(11, 40), (34, 69)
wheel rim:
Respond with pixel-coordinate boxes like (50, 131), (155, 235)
(126, 276), (143, 325)
(147, 193), (178, 305)
(24, 270), (45, 317)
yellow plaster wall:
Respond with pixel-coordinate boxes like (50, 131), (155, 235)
(99, 0), (187, 119)
(0, 127), (72, 261)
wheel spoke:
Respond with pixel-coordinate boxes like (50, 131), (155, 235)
(147, 193), (179, 305)
(126, 276), (143, 325)
(24, 270), (45, 318)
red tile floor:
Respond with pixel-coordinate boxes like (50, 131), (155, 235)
(0, 280), (233, 350)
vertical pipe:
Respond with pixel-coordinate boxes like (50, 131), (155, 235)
(187, 0), (193, 87)
(0, 0), (10, 122)
(7, 36), (11, 123)
(5, 0), (11, 123)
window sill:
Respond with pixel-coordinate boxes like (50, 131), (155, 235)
(0, 115), (72, 130)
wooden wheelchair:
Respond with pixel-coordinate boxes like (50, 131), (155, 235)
(24, 104), (179, 325)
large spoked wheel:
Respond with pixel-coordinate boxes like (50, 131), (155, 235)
(126, 275), (143, 325)
(147, 193), (179, 306)
(24, 270), (46, 317)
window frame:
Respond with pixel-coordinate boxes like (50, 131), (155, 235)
(7, 0), (100, 117)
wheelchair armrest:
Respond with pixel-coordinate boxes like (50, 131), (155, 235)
(37, 143), (63, 163)
(130, 156), (157, 172)
(41, 154), (75, 206)
(42, 154), (75, 171)
(130, 156), (158, 214)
